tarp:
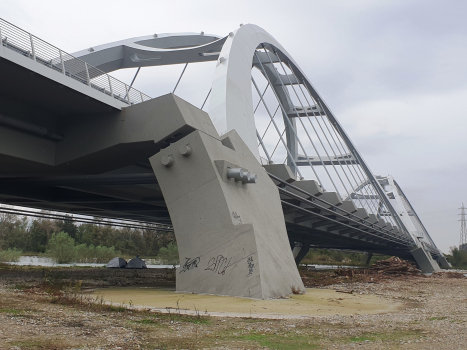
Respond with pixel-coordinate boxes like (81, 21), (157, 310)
(106, 257), (127, 268)
(126, 256), (147, 269)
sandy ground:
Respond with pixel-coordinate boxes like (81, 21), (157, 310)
(89, 286), (403, 318)
(0, 266), (466, 349)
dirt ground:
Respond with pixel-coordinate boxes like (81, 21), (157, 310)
(0, 264), (466, 350)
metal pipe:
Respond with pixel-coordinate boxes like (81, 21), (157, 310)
(59, 49), (65, 75)
(29, 33), (36, 61)
(0, 173), (158, 187)
(84, 62), (91, 86)
(108, 74), (113, 97)
(0, 113), (63, 141)
(0, 207), (173, 232)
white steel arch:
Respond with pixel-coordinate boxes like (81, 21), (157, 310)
(208, 24), (295, 159)
(207, 24), (411, 240)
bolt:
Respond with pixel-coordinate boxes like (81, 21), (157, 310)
(179, 144), (192, 157)
(161, 155), (174, 167)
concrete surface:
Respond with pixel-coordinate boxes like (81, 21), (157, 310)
(90, 286), (404, 319)
(150, 126), (304, 299)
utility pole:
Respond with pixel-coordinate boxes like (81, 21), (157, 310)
(460, 203), (467, 251)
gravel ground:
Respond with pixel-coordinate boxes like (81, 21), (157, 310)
(0, 266), (466, 349)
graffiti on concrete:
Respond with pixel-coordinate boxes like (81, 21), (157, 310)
(180, 257), (200, 273)
(232, 211), (242, 224)
(246, 256), (254, 277)
(205, 255), (232, 275)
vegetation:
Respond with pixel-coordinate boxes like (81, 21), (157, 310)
(446, 246), (467, 269)
(0, 248), (22, 263)
(0, 209), (176, 262)
(46, 232), (77, 263)
(158, 242), (179, 265)
(300, 248), (388, 266)
(74, 243), (117, 263)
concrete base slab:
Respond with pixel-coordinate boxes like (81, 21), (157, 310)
(91, 286), (404, 319)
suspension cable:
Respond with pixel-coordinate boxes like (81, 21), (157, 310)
(255, 49), (324, 185)
(251, 75), (304, 180)
(275, 52), (351, 197)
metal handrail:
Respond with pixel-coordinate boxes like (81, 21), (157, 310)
(0, 18), (151, 106)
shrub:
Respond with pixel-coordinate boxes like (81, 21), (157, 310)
(158, 242), (179, 266)
(94, 245), (116, 263)
(447, 247), (467, 269)
(75, 243), (118, 263)
(0, 248), (22, 263)
(46, 232), (76, 263)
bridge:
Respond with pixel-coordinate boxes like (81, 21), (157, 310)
(0, 18), (449, 299)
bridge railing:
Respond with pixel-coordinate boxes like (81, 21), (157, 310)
(0, 18), (151, 105)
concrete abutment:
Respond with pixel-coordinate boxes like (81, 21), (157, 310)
(150, 127), (304, 299)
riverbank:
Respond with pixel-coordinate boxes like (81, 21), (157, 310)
(0, 264), (466, 349)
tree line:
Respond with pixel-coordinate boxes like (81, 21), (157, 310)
(0, 211), (176, 258)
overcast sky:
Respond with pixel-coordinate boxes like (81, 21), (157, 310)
(1, 0), (466, 253)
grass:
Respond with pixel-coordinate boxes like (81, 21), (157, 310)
(140, 311), (211, 325)
(240, 333), (320, 350)
(137, 318), (159, 324)
(0, 308), (24, 315)
(350, 335), (376, 342)
(10, 339), (67, 349)
(345, 330), (422, 344)
(429, 316), (448, 321)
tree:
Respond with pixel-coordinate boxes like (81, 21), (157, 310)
(46, 232), (76, 263)
(446, 246), (467, 269)
(158, 242), (179, 266)
(61, 216), (78, 239)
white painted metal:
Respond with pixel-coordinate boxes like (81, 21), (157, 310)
(207, 24), (408, 238)
(209, 25), (299, 159)
(378, 175), (440, 255)
(0, 18), (150, 106)
(29, 33), (35, 61)
(71, 32), (226, 72)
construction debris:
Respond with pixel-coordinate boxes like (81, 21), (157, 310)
(369, 256), (420, 275)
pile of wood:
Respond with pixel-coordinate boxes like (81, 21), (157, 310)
(370, 256), (420, 275)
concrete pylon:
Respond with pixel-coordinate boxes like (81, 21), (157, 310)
(150, 129), (304, 299)
(411, 247), (441, 273)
